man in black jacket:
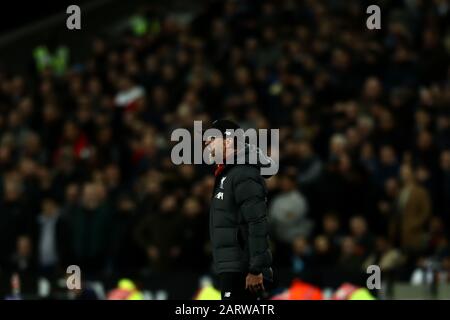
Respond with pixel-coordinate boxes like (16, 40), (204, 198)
(204, 119), (274, 300)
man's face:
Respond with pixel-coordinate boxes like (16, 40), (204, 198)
(204, 136), (225, 164)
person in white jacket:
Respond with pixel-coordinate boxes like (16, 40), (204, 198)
(269, 169), (312, 244)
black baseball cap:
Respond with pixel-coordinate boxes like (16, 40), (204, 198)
(205, 119), (240, 139)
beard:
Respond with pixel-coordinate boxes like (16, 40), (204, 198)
(208, 149), (215, 164)
(206, 146), (224, 165)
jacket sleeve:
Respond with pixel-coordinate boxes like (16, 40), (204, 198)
(233, 168), (272, 275)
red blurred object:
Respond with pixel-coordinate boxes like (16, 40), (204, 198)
(331, 283), (358, 300)
(289, 279), (323, 300)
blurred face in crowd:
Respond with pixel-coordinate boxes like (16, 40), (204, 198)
(209, 70), (223, 88)
(375, 237), (389, 253)
(417, 131), (433, 151)
(360, 142), (374, 160)
(345, 102), (359, 122)
(176, 50), (190, 68)
(385, 178), (399, 198)
(141, 132), (156, 156)
(39, 79), (53, 97)
(331, 48), (350, 70)
(160, 195), (177, 214)
(88, 77), (102, 96)
(211, 19), (227, 40)
(0, 145), (12, 165)
(179, 164), (195, 181)
(338, 153), (351, 174)
(423, 28), (438, 48)
(162, 64), (176, 82)
(437, 115), (450, 131)
(8, 110), (22, 129)
(97, 127), (113, 145)
(419, 87), (434, 106)
(17, 236), (32, 257)
(24, 133), (41, 156)
(297, 141), (313, 159)
(104, 164), (120, 186)
(151, 86), (168, 108)
(416, 165), (430, 183)
(182, 197), (202, 218)
(280, 173), (296, 192)
(357, 116), (374, 138)
(145, 179), (161, 197)
(380, 145), (397, 165)
(65, 183), (79, 204)
(323, 214), (340, 235)
(19, 158), (37, 177)
(379, 111), (394, 131)
(118, 77), (133, 91)
(314, 235), (330, 254)
(415, 110), (431, 129)
(63, 121), (79, 142)
(4, 179), (22, 202)
(262, 26), (276, 44)
(117, 196), (135, 214)
(42, 198), (58, 217)
(191, 181), (204, 199)
(292, 109), (307, 128)
(82, 183), (101, 210)
(349, 216), (367, 237)
(400, 164), (415, 185)
(202, 176), (215, 198)
(362, 77), (382, 101)
(235, 67), (251, 87)
(18, 97), (33, 119)
(95, 183), (107, 202)
(429, 216), (444, 234)
(42, 104), (59, 124)
(292, 236), (309, 256)
(440, 150), (450, 171)
(77, 94), (92, 112)
(346, 127), (360, 150)
(329, 134), (347, 157)
(341, 237), (356, 256)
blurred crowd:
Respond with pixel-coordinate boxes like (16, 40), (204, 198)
(0, 0), (450, 295)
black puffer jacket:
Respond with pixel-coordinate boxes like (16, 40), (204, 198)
(209, 145), (274, 280)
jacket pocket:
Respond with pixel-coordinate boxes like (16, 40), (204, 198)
(214, 227), (238, 248)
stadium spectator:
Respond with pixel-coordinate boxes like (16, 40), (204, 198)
(349, 216), (375, 258)
(321, 212), (344, 255)
(69, 183), (112, 278)
(269, 168), (312, 244)
(31, 196), (72, 277)
(389, 164), (431, 254)
(177, 197), (209, 272)
(134, 195), (183, 272)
